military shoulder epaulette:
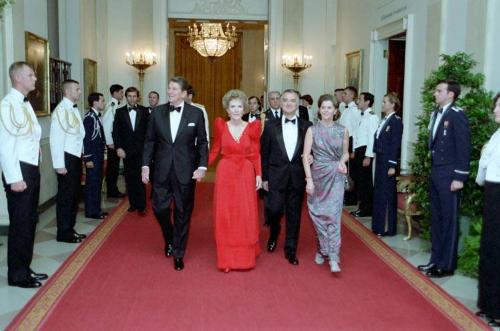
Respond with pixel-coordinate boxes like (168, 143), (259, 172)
(395, 115), (401, 119)
(452, 106), (463, 112)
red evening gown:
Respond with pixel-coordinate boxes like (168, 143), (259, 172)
(208, 118), (262, 270)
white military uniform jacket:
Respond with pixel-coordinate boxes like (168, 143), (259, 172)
(0, 88), (42, 184)
(49, 97), (85, 169)
(102, 97), (120, 145)
(353, 107), (380, 157)
(477, 128), (500, 185)
(339, 101), (360, 138)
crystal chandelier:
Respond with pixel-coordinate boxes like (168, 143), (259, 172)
(187, 23), (238, 58)
(125, 51), (157, 102)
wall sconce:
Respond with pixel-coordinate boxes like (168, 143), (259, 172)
(125, 51), (157, 102)
(281, 54), (312, 89)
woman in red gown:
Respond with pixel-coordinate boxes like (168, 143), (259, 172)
(209, 89), (262, 272)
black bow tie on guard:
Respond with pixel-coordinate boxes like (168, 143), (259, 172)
(169, 105), (181, 113)
(73, 104), (78, 108)
(128, 106), (137, 112)
(23, 97), (29, 102)
(285, 118), (296, 124)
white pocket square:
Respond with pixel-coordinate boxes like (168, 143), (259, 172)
(187, 123), (195, 127)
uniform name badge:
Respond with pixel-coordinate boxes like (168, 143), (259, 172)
(443, 120), (449, 136)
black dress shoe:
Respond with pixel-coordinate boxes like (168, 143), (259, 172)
(488, 320), (500, 327)
(285, 252), (299, 265)
(352, 210), (371, 217)
(74, 232), (87, 239)
(164, 244), (173, 257)
(174, 258), (184, 271)
(417, 263), (436, 272)
(350, 210), (360, 216)
(267, 240), (277, 252)
(475, 311), (490, 319)
(426, 268), (454, 278)
(85, 213), (106, 219)
(372, 230), (385, 236)
(384, 231), (396, 237)
(57, 234), (83, 243)
(30, 272), (48, 281)
(8, 279), (42, 288)
(128, 207), (137, 212)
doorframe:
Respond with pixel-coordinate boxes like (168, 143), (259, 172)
(369, 15), (416, 173)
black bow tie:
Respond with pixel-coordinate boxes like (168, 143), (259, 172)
(285, 118), (296, 124)
(438, 107), (443, 114)
(360, 111), (364, 116)
(169, 105), (181, 113)
(23, 97), (29, 102)
(250, 113), (257, 118)
(128, 106), (137, 112)
(73, 104), (78, 108)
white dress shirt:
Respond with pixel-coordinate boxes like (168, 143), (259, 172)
(431, 102), (451, 139)
(170, 102), (184, 141)
(376, 112), (395, 139)
(353, 107), (380, 157)
(477, 129), (500, 184)
(50, 97), (85, 169)
(0, 88), (42, 184)
(102, 97), (120, 145)
(339, 101), (360, 138)
(282, 116), (298, 161)
(128, 105), (137, 131)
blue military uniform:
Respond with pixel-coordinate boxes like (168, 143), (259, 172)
(83, 108), (106, 217)
(372, 113), (403, 235)
(428, 103), (471, 272)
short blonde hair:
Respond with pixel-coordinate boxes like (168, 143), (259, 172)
(222, 89), (248, 111)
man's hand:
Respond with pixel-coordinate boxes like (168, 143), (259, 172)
(192, 168), (206, 182)
(141, 167), (150, 184)
(116, 148), (126, 159)
(11, 180), (27, 192)
(262, 181), (269, 192)
(107, 144), (115, 150)
(56, 168), (68, 175)
(388, 168), (396, 177)
(85, 161), (94, 168)
(450, 180), (464, 192)
(350, 152), (355, 159)
(256, 176), (262, 190)
(362, 157), (371, 167)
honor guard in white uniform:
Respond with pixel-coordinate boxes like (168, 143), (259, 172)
(0, 62), (47, 288)
(50, 79), (86, 243)
(102, 84), (125, 197)
(351, 92), (379, 217)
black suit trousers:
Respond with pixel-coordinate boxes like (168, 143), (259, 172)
(56, 153), (82, 239)
(123, 153), (146, 211)
(267, 179), (304, 254)
(152, 170), (195, 258)
(85, 155), (104, 216)
(3, 162), (40, 282)
(353, 145), (373, 214)
(106, 148), (120, 194)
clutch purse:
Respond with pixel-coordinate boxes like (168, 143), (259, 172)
(344, 160), (354, 192)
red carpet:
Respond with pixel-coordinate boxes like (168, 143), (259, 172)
(7, 184), (488, 331)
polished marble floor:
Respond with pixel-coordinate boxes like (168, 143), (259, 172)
(0, 188), (495, 329)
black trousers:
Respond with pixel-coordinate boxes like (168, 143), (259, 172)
(84, 155), (104, 216)
(123, 154), (146, 211)
(478, 181), (500, 319)
(56, 153), (82, 239)
(3, 162), (40, 282)
(152, 170), (196, 258)
(372, 155), (397, 235)
(429, 167), (460, 271)
(106, 147), (120, 195)
(352, 145), (373, 214)
(267, 179), (304, 255)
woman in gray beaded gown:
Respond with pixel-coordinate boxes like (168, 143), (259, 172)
(303, 94), (349, 273)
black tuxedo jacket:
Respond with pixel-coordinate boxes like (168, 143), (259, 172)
(298, 105), (310, 122)
(142, 102), (208, 185)
(260, 118), (312, 191)
(264, 108), (282, 121)
(112, 105), (149, 157)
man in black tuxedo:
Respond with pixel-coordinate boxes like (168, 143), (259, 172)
(142, 76), (208, 271)
(294, 90), (310, 122)
(113, 86), (149, 215)
(261, 89), (312, 265)
(264, 90), (282, 121)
